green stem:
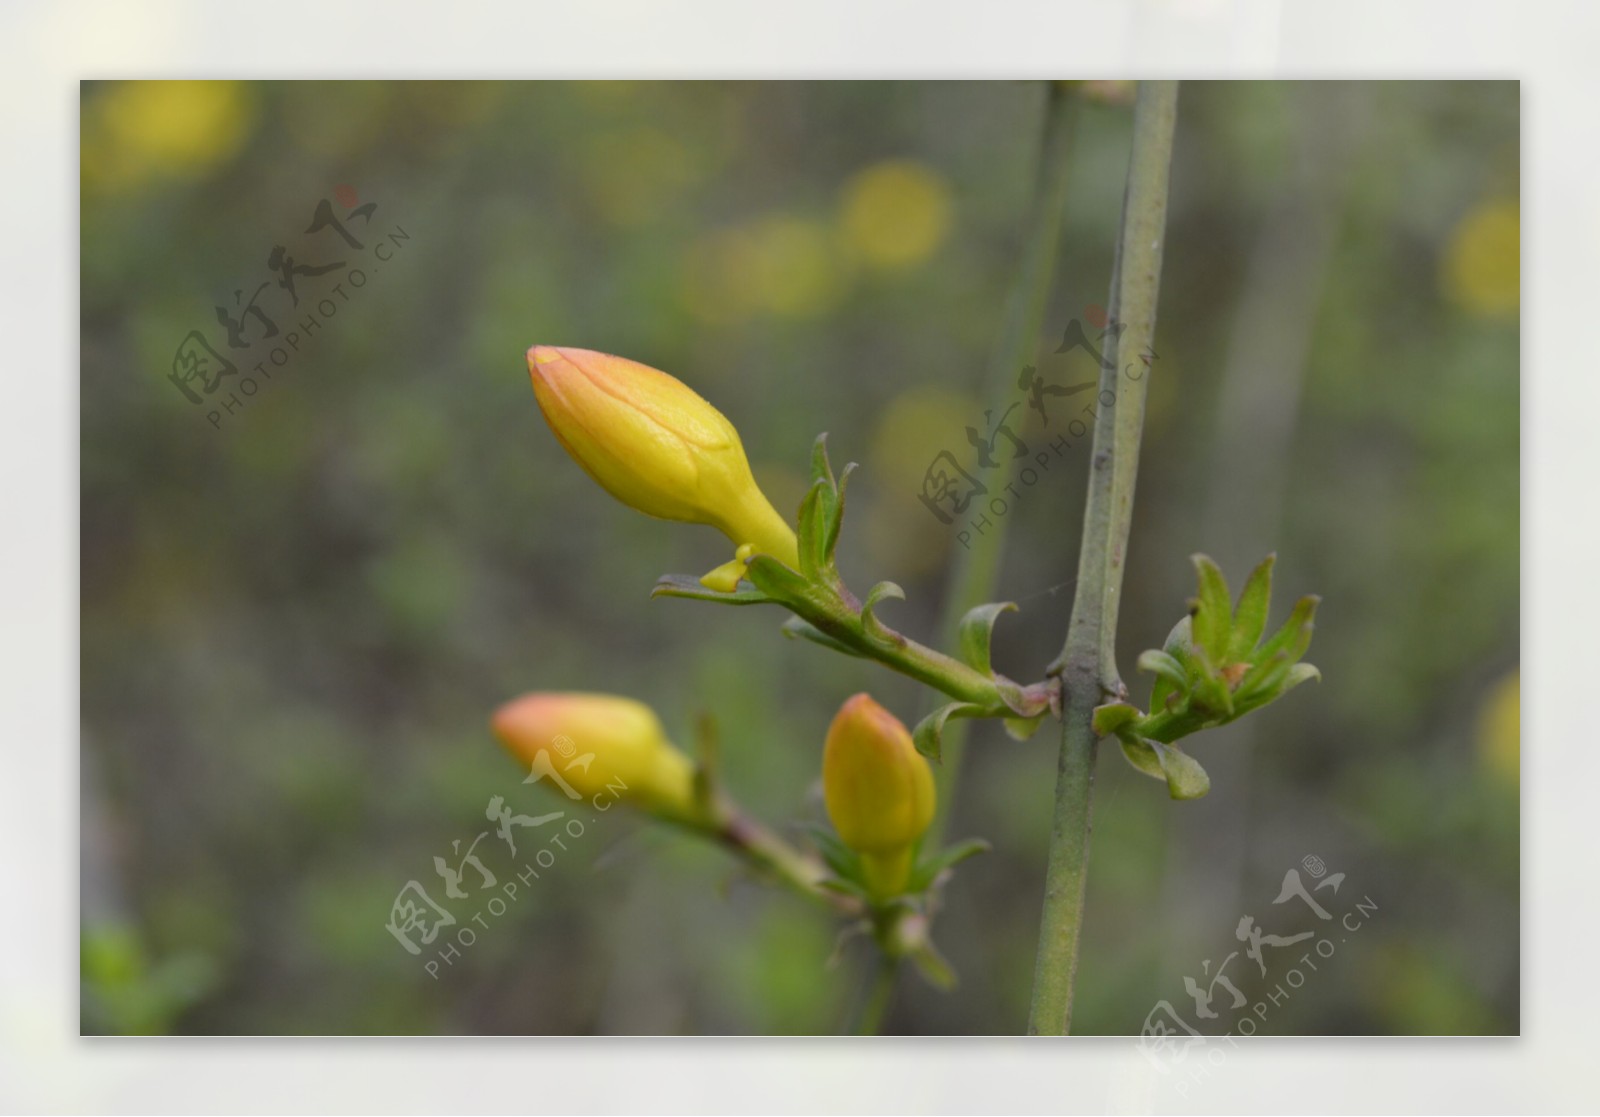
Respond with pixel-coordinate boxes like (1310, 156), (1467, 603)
(717, 810), (858, 916)
(1027, 80), (1179, 1036)
(850, 955), (898, 1035)
(930, 81), (1080, 840)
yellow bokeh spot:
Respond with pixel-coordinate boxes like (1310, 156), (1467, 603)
(84, 81), (253, 194)
(863, 386), (982, 576)
(839, 160), (953, 270)
(1477, 669), (1519, 786)
(680, 215), (845, 323)
(1441, 200), (1520, 317)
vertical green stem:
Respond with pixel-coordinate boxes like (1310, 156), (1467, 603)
(930, 82), (1080, 841)
(1027, 81), (1179, 1036)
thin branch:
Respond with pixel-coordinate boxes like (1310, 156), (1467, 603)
(1027, 81), (1179, 1036)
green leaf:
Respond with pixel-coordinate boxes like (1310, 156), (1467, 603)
(1117, 735), (1167, 781)
(908, 838), (991, 892)
(1149, 740), (1210, 800)
(1119, 736), (1209, 798)
(825, 460), (859, 563)
(809, 432), (837, 490)
(860, 581), (906, 643)
(804, 823), (863, 881)
(956, 601), (1017, 675)
(743, 553), (813, 602)
(1229, 553), (1276, 659)
(1257, 594), (1320, 665)
(781, 615), (865, 657)
(1002, 713), (1047, 741)
(795, 477), (832, 580)
(651, 574), (771, 605)
(909, 939), (957, 991)
(1191, 554), (1233, 665)
(1137, 649), (1188, 690)
(1283, 661), (1322, 690)
(1093, 701), (1143, 737)
(912, 702), (985, 762)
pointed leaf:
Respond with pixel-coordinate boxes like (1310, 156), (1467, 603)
(912, 702), (985, 762)
(795, 477), (832, 579)
(1191, 554), (1233, 665)
(804, 823), (863, 881)
(955, 601), (1018, 674)
(860, 581), (906, 643)
(909, 940), (957, 991)
(1257, 594), (1320, 665)
(824, 461), (859, 564)
(652, 574), (771, 606)
(908, 838), (991, 892)
(1283, 661), (1322, 691)
(781, 615), (865, 657)
(1229, 553), (1276, 659)
(809, 432), (837, 490)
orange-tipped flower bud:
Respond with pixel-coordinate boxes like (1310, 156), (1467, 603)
(491, 692), (701, 825)
(822, 693), (936, 898)
(526, 345), (799, 568)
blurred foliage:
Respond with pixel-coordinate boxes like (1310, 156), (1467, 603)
(80, 80), (1518, 1035)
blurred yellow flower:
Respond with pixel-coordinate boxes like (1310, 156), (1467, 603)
(863, 385), (978, 575)
(84, 81), (253, 194)
(680, 215), (846, 322)
(839, 160), (953, 270)
(822, 693), (936, 898)
(527, 345), (800, 567)
(1442, 200), (1520, 317)
(492, 692), (702, 824)
(1477, 669), (1519, 786)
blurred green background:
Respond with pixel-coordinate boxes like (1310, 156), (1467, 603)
(79, 80), (1519, 1036)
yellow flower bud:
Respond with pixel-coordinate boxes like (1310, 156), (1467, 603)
(822, 693), (936, 898)
(491, 692), (701, 825)
(527, 345), (799, 568)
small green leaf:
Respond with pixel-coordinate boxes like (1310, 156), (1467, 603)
(956, 601), (1017, 675)
(1229, 553), (1276, 659)
(822, 460), (858, 564)
(805, 824), (863, 881)
(1257, 594), (1320, 665)
(860, 581), (906, 643)
(908, 838), (991, 892)
(1149, 740), (1210, 800)
(809, 432), (837, 489)
(909, 939), (957, 990)
(1137, 649), (1188, 690)
(652, 575), (771, 605)
(781, 615), (865, 657)
(1283, 661), (1322, 690)
(912, 702), (985, 762)
(1093, 701), (1143, 737)
(1191, 554), (1233, 665)
(1118, 735), (1167, 781)
(1002, 713), (1046, 741)
(795, 477), (832, 579)
(744, 553), (812, 602)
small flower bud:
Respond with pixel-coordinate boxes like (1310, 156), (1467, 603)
(491, 692), (701, 825)
(527, 345), (799, 568)
(822, 693), (936, 899)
